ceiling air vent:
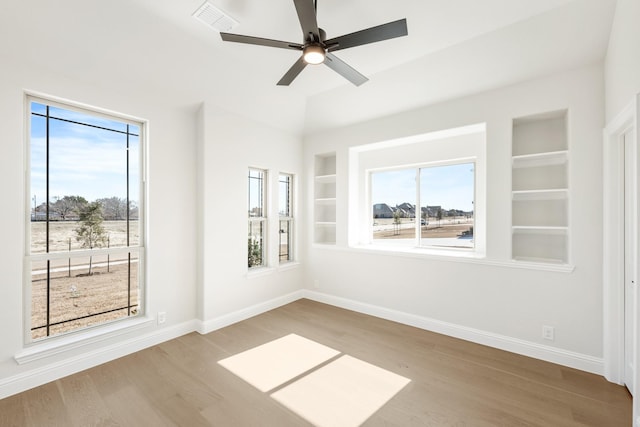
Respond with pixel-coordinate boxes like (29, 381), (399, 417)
(193, 1), (239, 32)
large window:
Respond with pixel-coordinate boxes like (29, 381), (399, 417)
(372, 162), (475, 249)
(353, 123), (486, 255)
(248, 168), (267, 268)
(279, 173), (293, 263)
(27, 96), (144, 341)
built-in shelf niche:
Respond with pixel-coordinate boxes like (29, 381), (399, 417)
(511, 110), (569, 265)
(512, 152), (568, 191)
(512, 230), (568, 265)
(314, 153), (337, 245)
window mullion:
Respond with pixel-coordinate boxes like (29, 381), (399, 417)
(415, 168), (421, 247)
(126, 124), (130, 247)
(45, 106), (50, 254)
(45, 105), (50, 337)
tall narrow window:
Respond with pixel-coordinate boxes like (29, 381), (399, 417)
(27, 96), (144, 341)
(248, 168), (267, 268)
(279, 173), (294, 263)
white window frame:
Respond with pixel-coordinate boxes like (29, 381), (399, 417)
(248, 168), (267, 269)
(369, 160), (476, 250)
(350, 123), (486, 258)
(24, 93), (146, 344)
(279, 173), (294, 263)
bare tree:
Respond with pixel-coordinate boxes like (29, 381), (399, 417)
(75, 202), (107, 275)
(128, 200), (139, 220)
(393, 209), (402, 236)
(97, 196), (127, 220)
(52, 195), (87, 220)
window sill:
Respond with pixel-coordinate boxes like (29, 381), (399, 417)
(278, 261), (300, 272)
(351, 244), (485, 261)
(247, 262), (301, 278)
(247, 266), (276, 279)
(347, 244), (574, 272)
(15, 316), (154, 365)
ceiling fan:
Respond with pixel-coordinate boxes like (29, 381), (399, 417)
(220, 0), (408, 86)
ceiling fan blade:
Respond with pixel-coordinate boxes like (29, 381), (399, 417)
(277, 56), (308, 86)
(324, 52), (368, 86)
(325, 18), (408, 52)
(220, 32), (303, 50)
(293, 0), (319, 40)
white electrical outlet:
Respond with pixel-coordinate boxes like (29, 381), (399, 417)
(542, 325), (554, 341)
(158, 311), (167, 325)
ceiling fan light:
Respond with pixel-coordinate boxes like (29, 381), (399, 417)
(303, 44), (325, 65)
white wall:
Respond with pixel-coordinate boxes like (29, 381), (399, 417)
(0, 0), (309, 398)
(604, 0), (640, 420)
(0, 62), (199, 396)
(197, 104), (305, 332)
(0, 0), (621, 400)
(303, 0), (615, 135)
(605, 0), (640, 121)
(303, 64), (605, 371)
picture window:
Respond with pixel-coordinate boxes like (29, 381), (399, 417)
(27, 96), (145, 341)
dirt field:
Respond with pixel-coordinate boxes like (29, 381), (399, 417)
(31, 259), (139, 340)
(31, 220), (140, 253)
(29, 220), (140, 340)
(373, 217), (473, 240)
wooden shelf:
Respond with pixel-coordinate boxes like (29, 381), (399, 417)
(512, 226), (568, 235)
(315, 174), (337, 183)
(512, 256), (567, 265)
(512, 189), (568, 200)
(512, 150), (568, 168)
(314, 197), (336, 204)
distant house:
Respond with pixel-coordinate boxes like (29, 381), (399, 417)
(373, 203), (393, 218)
(396, 202), (415, 218)
(424, 205), (442, 218)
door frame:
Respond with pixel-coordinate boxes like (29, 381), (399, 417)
(624, 123), (638, 396)
(603, 94), (639, 393)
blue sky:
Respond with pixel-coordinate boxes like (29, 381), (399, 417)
(30, 102), (140, 206)
(371, 163), (475, 211)
(248, 169), (263, 215)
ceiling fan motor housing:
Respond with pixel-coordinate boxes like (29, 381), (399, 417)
(302, 28), (326, 64)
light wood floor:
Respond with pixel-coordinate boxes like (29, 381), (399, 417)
(0, 299), (631, 426)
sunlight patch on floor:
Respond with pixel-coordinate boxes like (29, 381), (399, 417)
(272, 354), (410, 427)
(217, 333), (339, 392)
(218, 334), (410, 427)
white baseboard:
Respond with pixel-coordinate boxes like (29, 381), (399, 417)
(0, 319), (199, 400)
(0, 290), (303, 401)
(302, 290), (604, 375)
(0, 288), (605, 401)
(196, 290), (305, 335)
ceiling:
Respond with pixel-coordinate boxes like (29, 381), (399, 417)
(1, 0), (617, 136)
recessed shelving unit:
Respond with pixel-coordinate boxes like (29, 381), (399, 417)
(314, 153), (337, 245)
(511, 110), (569, 264)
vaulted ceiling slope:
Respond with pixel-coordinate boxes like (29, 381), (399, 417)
(1, 0), (616, 136)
